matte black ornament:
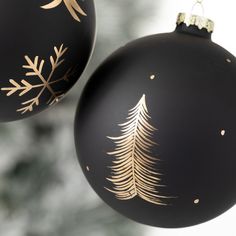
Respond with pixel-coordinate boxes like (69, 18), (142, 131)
(0, 0), (95, 122)
(75, 13), (236, 228)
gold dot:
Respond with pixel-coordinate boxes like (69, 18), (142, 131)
(226, 58), (232, 63)
(194, 199), (200, 204)
(150, 75), (156, 80)
(221, 130), (226, 136)
(86, 166), (90, 171)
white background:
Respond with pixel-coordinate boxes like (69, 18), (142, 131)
(140, 0), (236, 55)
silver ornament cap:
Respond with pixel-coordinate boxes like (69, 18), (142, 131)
(176, 13), (214, 33)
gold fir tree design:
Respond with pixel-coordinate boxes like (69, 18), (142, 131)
(1, 44), (72, 114)
(41, 0), (87, 22)
(105, 94), (169, 206)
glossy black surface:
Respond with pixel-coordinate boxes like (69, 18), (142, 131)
(75, 24), (236, 228)
(0, 0), (96, 122)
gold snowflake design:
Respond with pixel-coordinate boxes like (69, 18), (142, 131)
(41, 0), (87, 22)
(1, 44), (73, 114)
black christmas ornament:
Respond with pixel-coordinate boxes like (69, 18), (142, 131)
(75, 12), (236, 228)
(0, 0), (95, 122)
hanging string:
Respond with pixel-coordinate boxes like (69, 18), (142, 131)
(191, 0), (205, 16)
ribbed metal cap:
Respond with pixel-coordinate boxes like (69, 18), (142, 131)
(176, 13), (214, 33)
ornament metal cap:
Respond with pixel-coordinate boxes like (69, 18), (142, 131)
(176, 13), (214, 33)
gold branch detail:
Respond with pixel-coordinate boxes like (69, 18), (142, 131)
(1, 44), (72, 114)
(105, 94), (170, 206)
(41, 0), (87, 22)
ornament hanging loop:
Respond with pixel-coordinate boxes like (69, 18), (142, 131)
(191, 0), (205, 16)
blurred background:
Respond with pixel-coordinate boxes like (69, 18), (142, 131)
(0, 0), (236, 235)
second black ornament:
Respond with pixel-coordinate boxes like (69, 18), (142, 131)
(0, 0), (96, 122)
(75, 12), (236, 228)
